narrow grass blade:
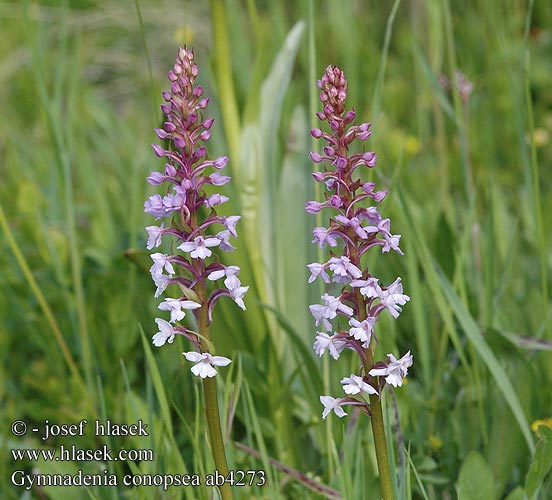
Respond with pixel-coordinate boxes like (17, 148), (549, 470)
(435, 265), (534, 453)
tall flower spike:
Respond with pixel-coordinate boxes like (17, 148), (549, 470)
(144, 46), (242, 500)
(144, 46), (247, 374)
(307, 65), (412, 500)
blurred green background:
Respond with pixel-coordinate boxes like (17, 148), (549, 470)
(1, 0), (551, 498)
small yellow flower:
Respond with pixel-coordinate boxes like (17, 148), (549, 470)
(531, 418), (552, 436)
(533, 128), (550, 147)
(525, 128), (550, 148)
(428, 434), (443, 452)
(405, 136), (421, 156)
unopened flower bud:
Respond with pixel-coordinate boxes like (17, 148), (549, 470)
(203, 118), (215, 129)
(155, 128), (170, 139)
(152, 143), (165, 157)
(310, 152), (322, 163)
(305, 201), (322, 214)
(147, 172), (165, 185)
(312, 171), (326, 182)
(214, 156), (229, 169)
(311, 128), (323, 139)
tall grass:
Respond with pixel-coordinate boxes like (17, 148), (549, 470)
(1, 1), (551, 499)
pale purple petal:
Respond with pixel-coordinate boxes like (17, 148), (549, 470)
(307, 263), (330, 284)
(348, 317), (374, 346)
(208, 269), (226, 281)
(222, 216), (240, 238)
(341, 374), (378, 395)
(147, 171), (165, 185)
(216, 230), (236, 252)
(209, 173), (231, 186)
(369, 351), (413, 387)
(191, 362), (217, 378)
(146, 224), (164, 250)
(229, 285), (248, 310)
(144, 194), (167, 218)
(305, 201), (323, 214)
(210, 355), (232, 367)
(381, 278), (410, 318)
(183, 352), (231, 378)
(312, 227), (338, 249)
(320, 396), (347, 420)
(313, 332), (345, 360)
(205, 194), (229, 208)
(150, 253), (175, 277)
(204, 237), (222, 247)
(177, 241), (196, 253)
(159, 298), (201, 323)
(183, 351), (203, 363)
(153, 274), (171, 298)
(152, 318), (175, 346)
(368, 367), (388, 377)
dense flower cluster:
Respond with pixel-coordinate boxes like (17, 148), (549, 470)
(144, 47), (247, 378)
(307, 65), (412, 419)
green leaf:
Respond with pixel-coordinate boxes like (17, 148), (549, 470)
(138, 325), (189, 477)
(525, 426), (552, 499)
(487, 390), (525, 498)
(435, 263), (535, 453)
(139, 325), (174, 438)
(433, 213), (455, 278)
(259, 302), (323, 393)
(236, 21), (306, 353)
(504, 487), (525, 500)
(240, 21), (305, 294)
(496, 330), (552, 352)
(276, 105), (311, 340)
(456, 451), (495, 500)
(399, 191), (535, 453)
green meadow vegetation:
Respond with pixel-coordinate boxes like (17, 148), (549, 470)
(1, 0), (551, 498)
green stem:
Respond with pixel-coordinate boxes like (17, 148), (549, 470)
(203, 377), (233, 499)
(196, 284), (233, 500)
(342, 156), (394, 499)
(368, 394), (394, 500)
(354, 285), (394, 500)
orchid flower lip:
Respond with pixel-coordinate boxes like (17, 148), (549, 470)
(320, 395), (348, 419)
(183, 351), (232, 378)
